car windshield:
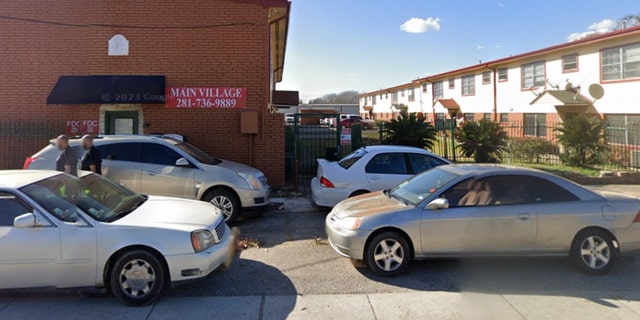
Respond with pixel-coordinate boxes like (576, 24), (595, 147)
(165, 138), (222, 165)
(338, 148), (368, 169)
(20, 173), (146, 223)
(389, 168), (459, 206)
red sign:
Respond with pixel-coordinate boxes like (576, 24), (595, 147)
(165, 87), (247, 109)
(66, 120), (99, 136)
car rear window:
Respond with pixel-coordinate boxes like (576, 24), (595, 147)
(338, 148), (368, 169)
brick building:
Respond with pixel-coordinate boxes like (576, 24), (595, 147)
(0, 0), (293, 186)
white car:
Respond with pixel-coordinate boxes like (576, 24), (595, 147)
(0, 170), (235, 306)
(311, 146), (450, 207)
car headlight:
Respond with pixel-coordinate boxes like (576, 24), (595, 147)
(191, 230), (215, 253)
(238, 172), (261, 190)
(334, 217), (362, 231)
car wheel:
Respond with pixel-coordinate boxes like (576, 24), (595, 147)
(571, 228), (617, 275)
(365, 232), (411, 277)
(109, 250), (165, 306)
(349, 190), (369, 198)
(204, 189), (240, 224)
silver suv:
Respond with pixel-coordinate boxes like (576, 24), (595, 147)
(25, 135), (270, 223)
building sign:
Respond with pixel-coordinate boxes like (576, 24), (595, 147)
(66, 120), (99, 136)
(165, 87), (247, 109)
(340, 128), (351, 145)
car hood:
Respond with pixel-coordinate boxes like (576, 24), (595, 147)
(112, 195), (222, 231)
(332, 191), (410, 219)
(208, 159), (263, 176)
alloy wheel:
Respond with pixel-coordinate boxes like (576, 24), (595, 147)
(579, 236), (611, 270)
(119, 259), (156, 298)
(373, 239), (405, 272)
(211, 196), (234, 221)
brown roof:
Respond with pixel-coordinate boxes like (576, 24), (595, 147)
(530, 90), (592, 106)
(438, 99), (460, 109)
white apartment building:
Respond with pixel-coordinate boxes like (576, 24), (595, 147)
(360, 25), (640, 143)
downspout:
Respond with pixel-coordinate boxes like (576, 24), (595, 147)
(486, 64), (498, 121)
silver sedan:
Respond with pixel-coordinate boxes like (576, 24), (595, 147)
(326, 165), (640, 276)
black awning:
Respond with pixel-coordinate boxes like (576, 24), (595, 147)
(272, 90), (299, 106)
(47, 75), (165, 104)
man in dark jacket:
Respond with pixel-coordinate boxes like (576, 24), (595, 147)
(80, 135), (102, 175)
(55, 135), (78, 176)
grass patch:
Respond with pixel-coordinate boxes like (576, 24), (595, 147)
(510, 162), (601, 177)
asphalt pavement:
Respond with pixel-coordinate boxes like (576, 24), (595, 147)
(1, 185), (640, 319)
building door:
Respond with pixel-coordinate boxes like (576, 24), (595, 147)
(105, 111), (139, 134)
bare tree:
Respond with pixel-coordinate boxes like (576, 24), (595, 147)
(308, 90), (359, 104)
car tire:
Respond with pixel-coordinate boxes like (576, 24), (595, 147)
(365, 231), (411, 277)
(570, 228), (617, 275)
(204, 189), (241, 224)
(349, 190), (369, 198)
(109, 250), (165, 306)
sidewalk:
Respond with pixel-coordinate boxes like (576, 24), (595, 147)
(2, 290), (640, 320)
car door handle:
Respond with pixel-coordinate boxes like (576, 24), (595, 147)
(516, 213), (531, 221)
(369, 176), (382, 181)
(144, 171), (157, 176)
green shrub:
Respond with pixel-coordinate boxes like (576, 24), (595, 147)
(382, 110), (437, 149)
(509, 137), (558, 163)
(455, 119), (508, 163)
(555, 115), (607, 167)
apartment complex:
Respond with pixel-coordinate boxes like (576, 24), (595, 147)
(359, 25), (640, 143)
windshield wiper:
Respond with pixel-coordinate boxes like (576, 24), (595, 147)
(106, 195), (147, 222)
(390, 193), (410, 206)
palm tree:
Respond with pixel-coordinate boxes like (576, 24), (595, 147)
(455, 119), (508, 163)
(555, 115), (607, 167)
(382, 110), (437, 149)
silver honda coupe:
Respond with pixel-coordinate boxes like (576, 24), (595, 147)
(326, 164), (640, 276)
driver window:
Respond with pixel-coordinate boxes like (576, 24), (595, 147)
(365, 153), (408, 174)
(0, 192), (32, 226)
(139, 143), (182, 166)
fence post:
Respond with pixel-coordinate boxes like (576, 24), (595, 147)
(450, 120), (457, 162)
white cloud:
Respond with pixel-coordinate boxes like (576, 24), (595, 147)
(497, 2), (505, 8)
(476, 45), (485, 50)
(400, 17), (441, 33)
(567, 18), (617, 42)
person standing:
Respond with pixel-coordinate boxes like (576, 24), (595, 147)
(80, 135), (102, 175)
(55, 135), (78, 176)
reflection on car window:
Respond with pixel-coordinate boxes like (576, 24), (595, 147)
(407, 154), (446, 174)
(0, 192), (32, 226)
(97, 143), (139, 162)
(139, 143), (182, 166)
(365, 153), (408, 174)
(338, 148), (368, 169)
(20, 173), (145, 223)
(390, 168), (459, 206)
(164, 139), (221, 165)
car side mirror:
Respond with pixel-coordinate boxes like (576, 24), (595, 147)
(14, 213), (36, 228)
(426, 198), (449, 210)
(175, 158), (190, 167)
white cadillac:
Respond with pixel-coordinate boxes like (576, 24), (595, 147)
(0, 170), (235, 306)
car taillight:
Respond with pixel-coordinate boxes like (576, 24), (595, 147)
(320, 176), (335, 188)
(23, 157), (35, 169)
(634, 210), (640, 223)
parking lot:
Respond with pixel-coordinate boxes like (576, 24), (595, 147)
(2, 187), (640, 319)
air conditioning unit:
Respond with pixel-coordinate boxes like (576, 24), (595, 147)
(631, 150), (640, 168)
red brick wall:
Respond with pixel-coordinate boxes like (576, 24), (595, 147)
(0, 0), (285, 186)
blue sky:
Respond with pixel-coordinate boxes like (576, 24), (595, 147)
(277, 0), (639, 102)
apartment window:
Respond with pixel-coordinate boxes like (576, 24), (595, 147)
(605, 114), (640, 145)
(463, 113), (475, 121)
(602, 43), (640, 81)
(562, 54), (579, 73)
(482, 71), (492, 84)
(379, 94), (383, 100)
(372, 95), (377, 104)
(385, 93), (389, 99)
(422, 84), (428, 93)
(461, 75), (475, 95)
(448, 78), (455, 89)
(484, 113), (492, 121)
(521, 61), (545, 89)
(435, 113), (446, 129)
(498, 68), (508, 82)
(408, 89), (416, 102)
(391, 92), (398, 103)
(401, 90), (405, 97)
(524, 113), (547, 137)
(500, 113), (509, 123)
(433, 81), (443, 98)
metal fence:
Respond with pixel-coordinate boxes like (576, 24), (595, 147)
(0, 120), (63, 170)
(370, 120), (640, 172)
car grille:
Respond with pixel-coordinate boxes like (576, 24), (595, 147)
(258, 175), (268, 186)
(214, 220), (226, 242)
